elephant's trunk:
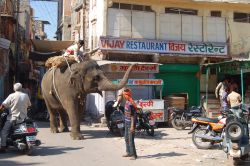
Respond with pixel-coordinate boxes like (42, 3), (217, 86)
(98, 64), (135, 91)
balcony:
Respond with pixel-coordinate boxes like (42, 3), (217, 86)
(0, 0), (14, 18)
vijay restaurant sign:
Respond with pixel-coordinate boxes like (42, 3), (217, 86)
(99, 36), (228, 56)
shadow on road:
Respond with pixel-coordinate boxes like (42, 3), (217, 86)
(0, 146), (83, 161)
(139, 151), (187, 159)
(33, 146), (83, 156)
(0, 160), (40, 166)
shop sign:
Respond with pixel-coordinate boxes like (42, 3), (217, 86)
(125, 79), (163, 86)
(136, 99), (164, 110)
(99, 36), (228, 56)
(109, 64), (159, 73)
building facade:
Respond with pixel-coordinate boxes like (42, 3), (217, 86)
(0, 0), (35, 101)
(56, 0), (72, 40)
(60, 0), (250, 117)
(0, 0), (16, 101)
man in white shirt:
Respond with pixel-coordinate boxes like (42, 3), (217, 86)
(0, 83), (31, 153)
(227, 85), (242, 108)
(63, 40), (85, 63)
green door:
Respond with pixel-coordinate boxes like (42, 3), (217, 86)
(156, 64), (200, 106)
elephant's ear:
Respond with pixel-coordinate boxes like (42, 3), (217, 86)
(68, 70), (82, 90)
(69, 71), (79, 85)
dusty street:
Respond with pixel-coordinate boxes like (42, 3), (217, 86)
(0, 121), (249, 166)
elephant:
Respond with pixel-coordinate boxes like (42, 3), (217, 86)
(41, 60), (134, 140)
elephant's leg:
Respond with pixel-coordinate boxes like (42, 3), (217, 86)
(58, 109), (69, 132)
(66, 102), (83, 140)
(44, 98), (59, 133)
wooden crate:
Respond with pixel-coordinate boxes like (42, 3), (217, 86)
(165, 96), (186, 110)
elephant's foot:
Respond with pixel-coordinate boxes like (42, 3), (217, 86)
(50, 127), (59, 133)
(59, 127), (69, 132)
(70, 132), (84, 140)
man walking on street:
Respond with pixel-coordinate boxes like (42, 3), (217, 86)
(122, 88), (137, 160)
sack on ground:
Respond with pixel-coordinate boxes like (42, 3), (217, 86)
(45, 56), (76, 68)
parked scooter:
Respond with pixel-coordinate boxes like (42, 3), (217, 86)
(105, 100), (124, 136)
(221, 105), (250, 163)
(0, 110), (41, 155)
(188, 112), (227, 149)
(170, 96), (206, 130)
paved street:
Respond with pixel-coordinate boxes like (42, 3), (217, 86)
(0, 121), (249, 166)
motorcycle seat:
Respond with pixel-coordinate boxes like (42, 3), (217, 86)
(189, 109), (201, 114)
(194, 117), (219, 123)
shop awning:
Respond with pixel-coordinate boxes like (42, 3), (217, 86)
(203, 59), (250, 75)
(29, 51), (63, 61)
(31, 40), (74, 53)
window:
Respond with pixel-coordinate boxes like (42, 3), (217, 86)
(76, 11), (81, 24)
(110, 3), (153, 12)
(110, 2), (119, 9)
(91, 20), (97, 49)
(234, 12), (249, 23)
(211, 11), (221, 17)
(165, 8), (198, 15)
(120, 3), (132, 10)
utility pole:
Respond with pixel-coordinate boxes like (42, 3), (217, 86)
(15, 0), (20, 81)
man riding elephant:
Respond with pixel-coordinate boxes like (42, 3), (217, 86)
(41, 60), (135, 140)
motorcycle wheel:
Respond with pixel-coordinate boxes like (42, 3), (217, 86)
(119, 128), (124, 137)
(171, 115), (185, 130)
(26, 145), (33, 156)
(225, 121), (244, 141)
(146, 126), (154, 136)
(192, 127), (212, 149)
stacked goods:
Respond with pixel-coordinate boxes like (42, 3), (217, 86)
(165, 96), (186, 110)
(206, 98), (220, 118)
(45, 56), (76, 68)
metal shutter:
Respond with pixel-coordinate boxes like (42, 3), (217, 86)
(108, 8), (132, 37)
(132, 11), (155, 39)
(206, 17), (226, 42)
(182, 15), (202, 42)
(159, 14), (181, 40)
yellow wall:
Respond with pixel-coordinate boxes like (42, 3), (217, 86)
(109, 0), (250, 57)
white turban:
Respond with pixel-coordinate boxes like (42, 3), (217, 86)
(14, 83), (22, 92)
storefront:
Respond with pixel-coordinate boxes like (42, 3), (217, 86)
(156, 64), (200, 106)
(204, 60), (250, 105)
(97, 36), (229, 111)
(0, 38), (11, 102)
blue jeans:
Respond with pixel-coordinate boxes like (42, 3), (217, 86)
(1, 120), (14, 147)
(124, 125), (137, 157)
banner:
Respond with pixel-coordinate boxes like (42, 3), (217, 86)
(99, 36), (228, 56)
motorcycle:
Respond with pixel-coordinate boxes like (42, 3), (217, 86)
(221, 105), (250, 163)
(0, 110), (41, 155)
(135, 108), (155, 136)
(188, 112), (227, 149)
(105, 101), (155, 136)
(105, 100), (125, 136)
(170, 97), (206, 130)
